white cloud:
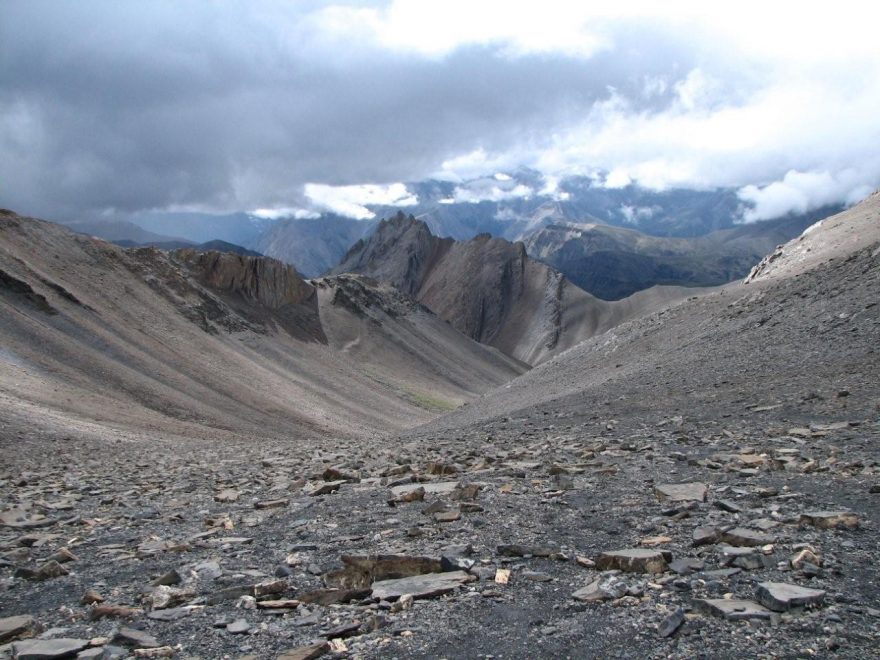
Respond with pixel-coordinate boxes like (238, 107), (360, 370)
(619, 205), (656, 224)
(603, 169), (632, 189)
(436, 148), (522, 182)
(303, 182), (418, 220)
(312, 1), (612, 59)
(311, 2), (880, 67)
(537, 175), (571, 201)
(452, 183), (533, 204)
(251, 207), (319, 220)
(738, 170), (875, 222)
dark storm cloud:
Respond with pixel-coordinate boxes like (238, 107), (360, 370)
(2, 2), (877, 221)
(0, 1), (699, 220)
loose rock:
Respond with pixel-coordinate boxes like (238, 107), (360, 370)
(756, 582), (826, 612)
(596, 549), (668, 574)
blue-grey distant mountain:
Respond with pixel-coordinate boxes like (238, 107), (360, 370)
(250, 215), (376, 278)
(80, 172), (844, 284)
(369, 171), (829, 242)
(65, 220), (192, 245)
(523, 208), (840, 299)
(113, 238), (263, 257)
(127, 211), (275, 246)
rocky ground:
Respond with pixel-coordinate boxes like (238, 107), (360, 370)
(1, 393), (878, 659)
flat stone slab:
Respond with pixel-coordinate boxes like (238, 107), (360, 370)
(371, 570), (473, 600)
(277, 641), (330, 660)
(655, 483), (707, 503)
(596, 549), (668, 574)
(669, 558), (704, 575)
(256, 599), (301, 609)
(693, 526), (720, 546)
(12, 638), (90, 659)
(307, 480), (345, 496)
(213, 489), (240, 503)
(756, 582), (826, 612)
(113, 626), (160, 648)
(390, 481), (460, 498)
(0, 614), (35, 642)
(227, 618), (251, 634)
(720, 527), (773, 547)
(0, 509), (54, 529)
(254, 498), (288, 509)
(800, 511), (859, 529)
(497, 544), (556, 557)
(695, 598), (772, 621)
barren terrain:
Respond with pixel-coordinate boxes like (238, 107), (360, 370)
(1, 196), (879, 659)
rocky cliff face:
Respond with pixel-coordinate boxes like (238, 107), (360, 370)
(332, 213), (697, 365)
(174, 249), (315, 310)
(334, 211), (453, 296)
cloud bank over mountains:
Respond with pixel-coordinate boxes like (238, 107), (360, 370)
(1, 1), (878, 222)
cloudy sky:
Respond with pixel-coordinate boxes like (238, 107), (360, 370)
(1, 1), (879, 222)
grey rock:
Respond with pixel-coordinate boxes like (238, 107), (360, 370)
(572, 576), (628, 602)
(720, 527), (773, 547)
(433, 509), (461, 523)
(715, 499), (743, 513)
(205, 584), (255, 605)
(12, 638), (90, 659)
(306, 480), (345, 496)
(522, 571), (552, 582)
(655, 483), (708, 502)
(756, 582), (826, 612)
(151, 570), (181, 587)
(669, 558), (704, 575)
(799, 511), (859, 529)
(276, 642), (330, 660)
(695, 598), (772, 621)
(254, 498), (288, 509)
(320, 621), (361, 639)
(658, 608), (685, 637)
(112, 627), (160, 648)
(226, 619), (250, 635)
(496, 544), (555, 557)
(31, 560), (69, 581)
(213, 489), (240, 503)
(371, 570), (474, 600)
(692, 526), (721, 546)
(596, 549), (668, 574)
(0, 615), (36, 643)
(440, 556), (475, 572)
(390, 481), (460, 498)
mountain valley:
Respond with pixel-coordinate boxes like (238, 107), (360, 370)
(1, 194), (878, 658)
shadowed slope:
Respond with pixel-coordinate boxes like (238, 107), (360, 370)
(332, 212), (701, 365)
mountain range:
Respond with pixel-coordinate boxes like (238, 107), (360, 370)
(0, 210), (523, 441)
(332, 212), (698, 365)
(1, 194), (879, 659)
(59, 174), (842, 301)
